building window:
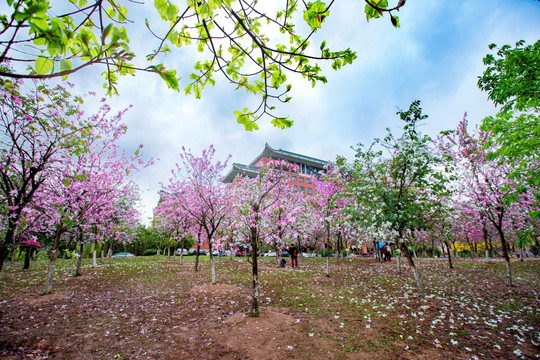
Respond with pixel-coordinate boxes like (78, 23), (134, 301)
(307, 188), (312, 196)
(307, 179), (311, 184)
(292, 176), (297, 181)
(293, 185), (297, 192)
(300, 186), (305, 193)
(299, 177), (304, 183)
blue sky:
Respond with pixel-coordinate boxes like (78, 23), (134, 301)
(67, 1), (540, 224)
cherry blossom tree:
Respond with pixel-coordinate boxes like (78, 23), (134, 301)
(233, 160), (292, 316)
(0, 78), (99, 271)
(311, 161), (353, 276)
(441, 116), (538, 286)
(164, 146), (232, 283)
(34, 113), (146, 293)
(0, 78), (148, 290)
(154, 190), (196, 264)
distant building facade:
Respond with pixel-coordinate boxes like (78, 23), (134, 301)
(222, 143), (328, 197)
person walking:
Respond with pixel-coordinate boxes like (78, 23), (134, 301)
(290, 246), (298, 268)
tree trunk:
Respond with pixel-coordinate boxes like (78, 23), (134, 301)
(209, 238), (216, 285)
(325, 255), (330, 277)
(44, 230), (62, 295)
(11, 242), (20, 264)
(194, 243), (200, 272)
(250, 228), (259, 316)
(497, 227), (513, 286)
(107, 239), (113, 258)
(336, 232), (342, 265)
(325, 223), (330, 277)
(444, 241), (453, 269)
(75, 242), (84, 276)
(44, 252), (57, 295)
(92, 227), (98, 267)
(180, 238), (185, 265)
(23, 247), (32, 270)
(0, 244), (9, 272)
(400, 242), (423, 295)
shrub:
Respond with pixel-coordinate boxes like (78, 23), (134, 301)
(143, 249), (158, 256)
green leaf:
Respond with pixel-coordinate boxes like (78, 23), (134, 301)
(59, 58), (72, 80)
(271, 117), (294, 129)
(166, 3), (179, 20)
(102, 23), (113, 42)
(106, 6), (117, 18)
(35, 56), (54, 74)
(62, 178), (71, 187)
(33, 37), (47, 46)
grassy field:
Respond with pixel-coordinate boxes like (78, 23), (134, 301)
(0, 255), (538, 359)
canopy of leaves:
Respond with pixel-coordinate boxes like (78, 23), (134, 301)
(478, 40), (540, 113)
(0, 0), (404, 128)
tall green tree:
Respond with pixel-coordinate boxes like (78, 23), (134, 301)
(478, 40), (540, 219)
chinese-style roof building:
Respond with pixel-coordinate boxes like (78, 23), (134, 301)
(223, 143), (328, 197)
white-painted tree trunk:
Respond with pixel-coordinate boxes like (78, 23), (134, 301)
(44, 254), (56, 294)
(325, 256), (330, 277)
(211, 256), (216, 285)
(506, 261), (513, 286)
(411, 265), (423, 295)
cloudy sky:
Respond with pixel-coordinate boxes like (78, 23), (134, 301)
(68, 1), (540, 224)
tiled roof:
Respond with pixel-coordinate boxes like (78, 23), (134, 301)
(222, 163), (260, 183)
(249, 143), (328, 167)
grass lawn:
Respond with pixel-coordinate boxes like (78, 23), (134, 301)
(0, 255), (538, 359)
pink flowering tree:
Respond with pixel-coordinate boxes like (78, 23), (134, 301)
(310, 160), (353, 276)
(441, 116), (538, 286)
(233, 160), (293, 316)
(0, 79), (100, 271)
(265, 190), (303, 263)
(0, 80), (148, 289)
(32, 106), (147, 293)
(164, 146), (232, 283)
(154, 190), (195, 264)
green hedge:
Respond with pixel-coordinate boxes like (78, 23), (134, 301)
(142, 249), (158, 256)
